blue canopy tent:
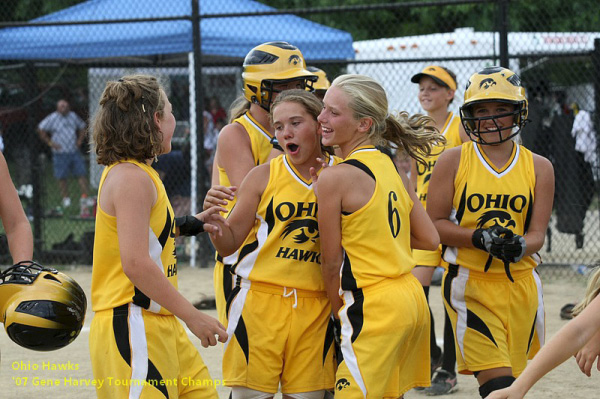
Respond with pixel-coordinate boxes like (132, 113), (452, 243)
(0, 0), (353, 265)
(0, 0), (354, 63)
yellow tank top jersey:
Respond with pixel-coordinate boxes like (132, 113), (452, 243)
(231, 153), (339, 291)
(443, 142), (538, 273)
(416, 111), (463, 208)
(218, 111), (275, 215)
(92, 160), (177, 314)
(340, 146), (415, 290)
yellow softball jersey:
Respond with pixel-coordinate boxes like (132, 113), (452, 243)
(340, 146), (415, 290)
(218, 111), (276, 214)
(92, 160), (177, 314)
(416, 111), (463, 208)
(230, 153), (339, 291)
(443, 142), (538, 273)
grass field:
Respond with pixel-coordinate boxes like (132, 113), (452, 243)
(0, 265), (597, 399)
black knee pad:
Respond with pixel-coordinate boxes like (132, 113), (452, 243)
(478, 376), (515, 398)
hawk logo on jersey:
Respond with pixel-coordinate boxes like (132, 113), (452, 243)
(336, 378), (351, 390)
(281, 219), (319, 244)
(288, 54), (301, 66)
(479, 78), (497, 90)
(476, 210), (516, 229)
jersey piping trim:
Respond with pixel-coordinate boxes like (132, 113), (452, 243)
(243, 112), (273, 141)
(474, 141), (519, 177)
(282, 153), (334, 189)
(346, 145), (377, 158)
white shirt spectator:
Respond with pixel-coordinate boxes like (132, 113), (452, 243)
(38, 110), (86, 154)
(571, 109), (597, 167)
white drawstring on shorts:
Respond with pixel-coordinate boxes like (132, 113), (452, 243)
(283, 287), (298, 308)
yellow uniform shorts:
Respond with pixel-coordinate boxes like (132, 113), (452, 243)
(442, 264), (545, 376)
(223, 279), (335, 393)
(90, 304), (218, 399)
(335, 274), (430, 398)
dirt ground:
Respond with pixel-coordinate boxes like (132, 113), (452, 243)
(1, 265), (597, 399)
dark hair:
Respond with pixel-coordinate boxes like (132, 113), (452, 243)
(92, 74), (165, 165)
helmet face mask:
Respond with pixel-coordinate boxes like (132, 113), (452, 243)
(460, 66), (528, 145)
(0, 261), (87, 351)
(243, 41), (317, 111)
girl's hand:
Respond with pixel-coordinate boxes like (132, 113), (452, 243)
(185, 310), (228, 348)
(195, 206), (228, 236)
(203, 185), (236, 210)
(575, 330), (600, 377)
(309, 157), (329, 198)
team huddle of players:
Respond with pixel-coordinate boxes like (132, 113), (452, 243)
(1, 40), (599, 399)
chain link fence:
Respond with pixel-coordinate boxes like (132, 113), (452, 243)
(0, 0), (598, 279)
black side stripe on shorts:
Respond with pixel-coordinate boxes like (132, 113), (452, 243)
(226, 279), (241, 319)
(348, 290), (365, 343)
(235, 315), (250, 364)
(467, 309), (498, 348)
(444, 264), (459, 313)
(323, 317), (335, 365)
(112, 305), (169, 398)
(526, 313), (537, 354)
(113, 304), (131, 366)
(223, 264), (233, 305)
(147, 362), (169, 398)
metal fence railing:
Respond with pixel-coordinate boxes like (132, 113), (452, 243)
(0, 0), (598, 279)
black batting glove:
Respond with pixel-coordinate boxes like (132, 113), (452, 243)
(498, 234), (527, 264)
(472, 225), (513, 254)
(175, 215), (205, 236)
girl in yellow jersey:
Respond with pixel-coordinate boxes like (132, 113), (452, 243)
(315, 74), (444, 398)
(89, 75), (227, 399)
(202, 42), (317, 325)
(207, 89), (337, 398)
(427, 67), (554, 399)
(410, 65), (469, 395)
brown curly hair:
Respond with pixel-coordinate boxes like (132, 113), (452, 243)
(92, 74), (166, 165)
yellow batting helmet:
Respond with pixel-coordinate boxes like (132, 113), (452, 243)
(0, 261), (87, 351)
(307, 66), (331, 92)
(460, 66), (528, 144)
(242, 41), (317, 111)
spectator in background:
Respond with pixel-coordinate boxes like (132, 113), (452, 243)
(38, 99), (89, 209)
(571, 102), (598, 180)
(207, 96), (226, 126)
(548, 92), (592, 249)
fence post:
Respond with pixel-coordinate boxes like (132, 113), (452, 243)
(191, 0), (212, 267)
(497, 0), (509, 68)
(20, 62), (43, 257)
(593, 39), (600, 214)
